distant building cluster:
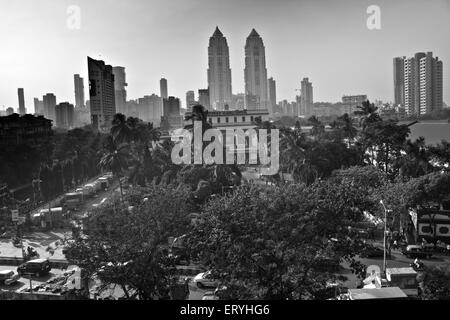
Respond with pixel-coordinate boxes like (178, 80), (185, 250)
(3, 34), (445, 131)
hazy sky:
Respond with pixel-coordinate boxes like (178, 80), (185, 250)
(1, 0), (449, 112)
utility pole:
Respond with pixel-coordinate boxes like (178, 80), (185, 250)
(380, 200), (389, 275)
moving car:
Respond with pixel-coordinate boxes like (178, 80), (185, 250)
(192, 271), (219, 289)
(0, 270), (20, 285)
(402, 245), (432, 259)
(17, 258), (52, 277)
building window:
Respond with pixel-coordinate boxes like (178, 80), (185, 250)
(439, 226), (449, 235)
(242, 116), (246, 122)
(225, 117), (229, 123)
(421, 226), (433, 234)
(234, 117), (237, 123)
(217, 117), (221, 123)
(251, 116), (254, 122)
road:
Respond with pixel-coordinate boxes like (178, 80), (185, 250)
(0, 265), (65, 293)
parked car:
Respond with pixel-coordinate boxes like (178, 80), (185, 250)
(402, 245), (432, 259)
(360, 245), (385, 258)
(0, 270), (20, 285)
(17, 258), (52, 277)
(192, 271), (219, 289)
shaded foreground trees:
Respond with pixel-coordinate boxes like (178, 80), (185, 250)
(64, 185), (193, 300)
(420, 265), (450, 300)
(186, 182), (372, 300)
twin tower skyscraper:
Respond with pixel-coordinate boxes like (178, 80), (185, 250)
(208, 27), (269, 112)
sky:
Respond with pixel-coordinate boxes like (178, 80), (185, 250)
(0, 0), (449, 113)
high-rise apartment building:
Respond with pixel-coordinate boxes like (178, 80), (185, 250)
(43, 93), (57, 123)
(300, 78), (313, 116)
(393, 57), (405, 106)
(341, 95), (367, 115)
(244, 29), (269, 111)
(74, 74), (85, 109)
(160, 78), (168, 100)
(34, 98), (44, 115)
(267, 77), (276, 114)
(112, 67), (127, 114)
(55, 102), (74, 129)
(198, 89), (210, 109)
(161, 96), (183, 130)
(186, 91), (196, 111)
(137, 94), (163, 125)
(208, 27), (232, 111)
(87, 57), (116, 131)
(18, 88), (26, 115)
(401, 52), (443, 116)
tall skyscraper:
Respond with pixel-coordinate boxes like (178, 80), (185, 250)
(18, 88), (25, 115)
(74, 74), (85, 109)
(198, 89), (210, 109)
(186, 90), (196, 111)
(403, 52), (443, 115)
(87, 56), (116, 131)
(393, 57), (405, 106)
(112, 67), (127, 114)
(34, 98), (44, 115)
(208, 27), (232, 111)
(55, 102), (74, 129)
(244, 29), (269, 111)
(300, 78), (313, 117)
(160, 78), (168, 99)
(43, 93), (57, 122)
(267, 77), (276, 114)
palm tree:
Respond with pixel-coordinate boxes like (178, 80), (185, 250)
(280, 128), (306, 179)
(99, 136), (130, 200)
(308, 116), (325, 137)
(337, 113), (357, 140)
(397, 137), (433, 178)
(354, 100), (381, 130)
(184, 104), (211, 132)
(111, 113), (132, 144)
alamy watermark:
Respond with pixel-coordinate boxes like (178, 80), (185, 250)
(170, 121), (279, 175)
(366, 5), (381, 30)
(67, 5), (81, 30)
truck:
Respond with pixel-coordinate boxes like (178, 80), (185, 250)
(38, 207), (64, 228)
(63, 192), (84, 210)
(85, 182), (101, 193)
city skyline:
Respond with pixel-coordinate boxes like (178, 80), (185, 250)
(1, 0), (449, 112)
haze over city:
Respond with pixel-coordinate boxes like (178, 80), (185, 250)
(1, 0), (449, 111)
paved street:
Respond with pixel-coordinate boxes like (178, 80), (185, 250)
(0, 265), (65, 293)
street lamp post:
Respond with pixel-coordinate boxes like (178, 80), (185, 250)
(380, 200), (388, 274)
